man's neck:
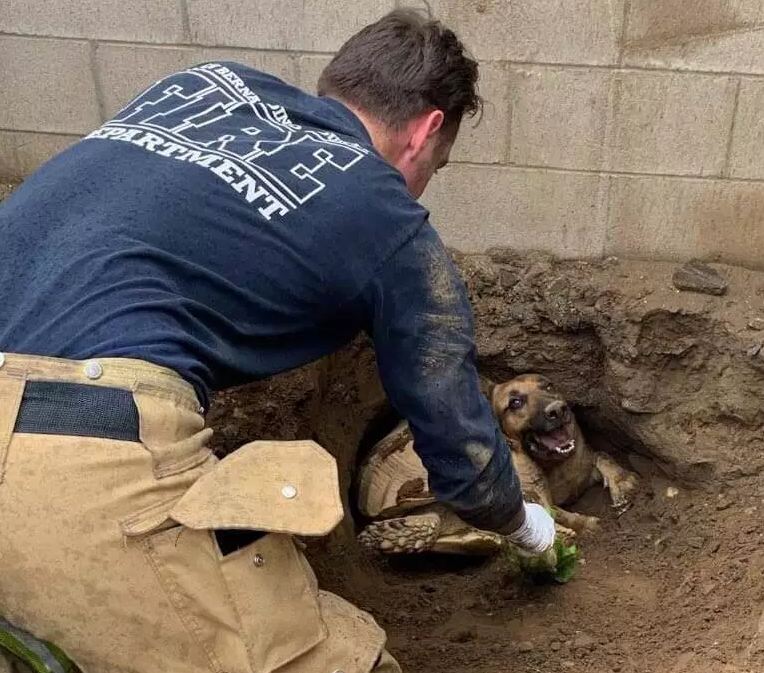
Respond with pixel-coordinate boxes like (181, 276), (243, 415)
(329, 98), (402, 166)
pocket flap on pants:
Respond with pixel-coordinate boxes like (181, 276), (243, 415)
(169, 440), (344, 536)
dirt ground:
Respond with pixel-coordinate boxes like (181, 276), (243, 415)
(306, 455), (763, 673)
(210, 251), (764, 673)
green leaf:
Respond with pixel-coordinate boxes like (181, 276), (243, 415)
(500, 536), (581, 584)
(552, 539), (580, 584)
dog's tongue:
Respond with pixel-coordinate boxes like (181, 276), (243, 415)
(539, 428), (569, 449)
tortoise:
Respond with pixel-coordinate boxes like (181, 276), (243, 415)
(356, 374), (638, 555)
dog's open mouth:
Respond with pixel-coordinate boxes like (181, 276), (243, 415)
(525, 424), (576, 461)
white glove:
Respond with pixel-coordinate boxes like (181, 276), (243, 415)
(506, 502), (555, 554)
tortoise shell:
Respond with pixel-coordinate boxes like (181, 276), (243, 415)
(356, 421), (436, 518)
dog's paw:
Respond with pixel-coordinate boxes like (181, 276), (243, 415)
(577, 515), (601, 534)
(554, 509), (600, 535)
(609, 472), (639, 514)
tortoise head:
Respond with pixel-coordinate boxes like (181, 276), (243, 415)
(489, 374), (578, 465)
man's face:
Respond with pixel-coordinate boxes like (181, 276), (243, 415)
(405, 129), (454, 199)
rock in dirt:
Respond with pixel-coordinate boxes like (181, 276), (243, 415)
(748, 318), (764, 331)
(517, 641), (534, 653)
(672, 260), (728, 296)
(572, 632), (597, 650)
(499, 268), (520, 288)
(524, 261), (552, 281)
(715, 496), (732, 510)
(0, 183), (17, 201)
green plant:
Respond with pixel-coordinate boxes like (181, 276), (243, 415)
(550, 538), (580, 583)
(500, 537), (581, 584)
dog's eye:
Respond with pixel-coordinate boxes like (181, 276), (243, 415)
(508, 397), (525, 411)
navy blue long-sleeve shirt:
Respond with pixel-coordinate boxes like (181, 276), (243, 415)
(0, 62), (523, 531)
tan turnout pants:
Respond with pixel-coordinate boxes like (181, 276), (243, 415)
(0, 354), (400, 673)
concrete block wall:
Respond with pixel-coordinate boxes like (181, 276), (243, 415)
(1, 1), (763, 268)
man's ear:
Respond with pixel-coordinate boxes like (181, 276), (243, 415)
(407, 108), (444, 157)
(423, 108), (444, 138)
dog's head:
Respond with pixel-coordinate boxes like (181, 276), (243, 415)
(490, 374), (579, 464)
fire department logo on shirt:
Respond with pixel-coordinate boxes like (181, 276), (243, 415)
(86, 62), (369, 220)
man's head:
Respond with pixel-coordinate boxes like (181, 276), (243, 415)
(318, 9), (482, 198)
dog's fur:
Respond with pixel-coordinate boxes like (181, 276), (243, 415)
(490, 374), (638, 533)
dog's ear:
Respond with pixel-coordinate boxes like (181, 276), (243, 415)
(479, 376), (497, 404)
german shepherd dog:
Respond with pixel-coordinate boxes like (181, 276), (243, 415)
(490, 374), (638, 533)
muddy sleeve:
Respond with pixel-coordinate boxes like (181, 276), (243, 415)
(359, 223), (526, 533)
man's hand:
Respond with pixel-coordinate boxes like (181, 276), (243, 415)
(506, 502), (556, 554)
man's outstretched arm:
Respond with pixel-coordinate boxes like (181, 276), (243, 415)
(358, 222), (553, 548)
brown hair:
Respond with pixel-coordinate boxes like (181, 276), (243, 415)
(318, 8), (482, 132)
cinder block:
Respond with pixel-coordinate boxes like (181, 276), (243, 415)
(0, 37), (101, 134)
(451, 62), (509, 164)
(421, 0), (624, 64)
(297, 55), (333, 94)
(728, 79), (764, 180)
(623, 0), (764, 75)
(0, 131), (80, 179)
(607, 72), (737, 176)
(0, 0), (185, 43)
(606, 175), (764, 269)
(187, 0), (396, 52)
(421, 165), (608, 257)
(508, 66), (612, 170)
(96, 45), (298, 118)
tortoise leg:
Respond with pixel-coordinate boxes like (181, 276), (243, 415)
(428, 509), (504, 555)
(358, 512), (442, 554)
(429, 531), (504, 555)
